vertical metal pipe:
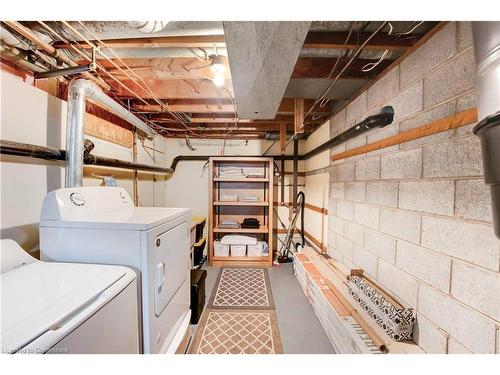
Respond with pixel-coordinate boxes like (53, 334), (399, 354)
(65, 84), (87, 187)
(292, 139), (298, 210)
(132, 128), (139, 205)
(64, 79), (156, 188)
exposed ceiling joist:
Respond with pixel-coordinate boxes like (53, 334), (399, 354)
(148, 113), (323, 124)
(109, 78), (233, 99)
(53, 31), (421, 52)
(130, 98), (332, 114)
(52, 34), (226, 49)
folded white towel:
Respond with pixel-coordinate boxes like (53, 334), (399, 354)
(221, 234), (257, 246)
(241, 195), (259, 202)
(220, 194), (238, 202)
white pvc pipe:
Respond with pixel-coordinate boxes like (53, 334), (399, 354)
(65, 79), (156, 188)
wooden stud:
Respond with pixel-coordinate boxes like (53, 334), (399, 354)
(294, 98), (305, 134)
(280, 123), (287, 155)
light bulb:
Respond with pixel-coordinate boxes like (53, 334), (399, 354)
(213, 74), (225, 87)
(210, 56), (226, 75)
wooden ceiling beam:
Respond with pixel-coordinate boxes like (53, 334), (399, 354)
(91, 57), (231, 80)
(148, 113), (324, 124)
(53, 31), (418, 52)
(129, 98), (328, 114)
(107, 78), (233, 99)
(152, 122), (318, 132)
(52, 34), (226, 49)
(303, 31), (420, 51)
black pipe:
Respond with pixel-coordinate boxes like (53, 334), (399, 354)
(301, 105), (395, 160)
(2, 108), (396, 176)
(0, 139), (174, 174)
(280, 157), (285, 204)
(34, 64), (93, 79)
(293, 139), (298, 210)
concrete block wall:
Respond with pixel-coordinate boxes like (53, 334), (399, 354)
(325, 22), (500, 353)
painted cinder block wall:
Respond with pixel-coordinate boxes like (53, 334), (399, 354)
(308, 22), (500, 353)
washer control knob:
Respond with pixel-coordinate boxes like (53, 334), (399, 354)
(69, 192), (85, 206)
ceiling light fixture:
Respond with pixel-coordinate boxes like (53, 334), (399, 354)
(210, 56), (226, 74)
(213, 74), (225, 87)
(210, 55), (226, 87)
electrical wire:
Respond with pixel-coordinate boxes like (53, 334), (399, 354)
(395, 21), (424, 38)
(66, 22), (235, 141)
(39, 21), (201, 138)
(68, 21), (198, 136)
(304, 21), (389, 120)
(360, 23), (393, 72)
(74, 21), (221, 140)
(361, 50), (391, 72)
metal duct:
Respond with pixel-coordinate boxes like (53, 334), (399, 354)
(127, 21), (169, 34)
(472, 22), (500, 238)
(65, 79), (156, 188)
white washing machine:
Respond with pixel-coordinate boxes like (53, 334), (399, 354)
(1, 239), (139, 354)
(39, 186), (191, 354)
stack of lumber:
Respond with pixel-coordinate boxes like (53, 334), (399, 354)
(293, 247), (424, 354)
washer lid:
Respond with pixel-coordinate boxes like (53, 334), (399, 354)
(1, 260), (127, 353)
(40, 187), (189, 230)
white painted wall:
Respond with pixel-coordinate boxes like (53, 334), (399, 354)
(0, 71), (167, 253)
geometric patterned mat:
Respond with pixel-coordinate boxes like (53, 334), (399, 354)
(188, 309), (282, 354)
(208, 268), (274, 309)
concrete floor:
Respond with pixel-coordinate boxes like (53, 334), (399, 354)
(198, 263), (335, 354)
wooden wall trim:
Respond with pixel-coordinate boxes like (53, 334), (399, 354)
(274, 228), (327, 252)
(282, 171), (306, 177)
(332, 108), (478, 161)
(274, 201), (328, 215)
(305, 203), (328, 215)
(304, 230), (327, 252)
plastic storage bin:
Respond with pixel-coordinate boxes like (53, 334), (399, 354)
(248, 241), (268, 256)
(230, 245), (246, 256)
(213, 241), (229, 257)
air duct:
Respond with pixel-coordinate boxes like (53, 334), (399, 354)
(65, 79), (157, 188)
(127, 21), (169, 34)
(472, 22), (500, 238)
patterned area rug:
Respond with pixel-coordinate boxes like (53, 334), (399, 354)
(189, 267), (282, 354)
(188, 309), (282, 354)
(208, 267), (274, 309)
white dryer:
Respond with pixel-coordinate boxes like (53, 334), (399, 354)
(39, 186), (191, 354)
(1, 239), (139, 354)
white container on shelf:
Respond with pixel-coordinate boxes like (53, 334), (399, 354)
(230, 245), (247, 257)
(248, 241), (267, 256)
(214, 241), (230, 257)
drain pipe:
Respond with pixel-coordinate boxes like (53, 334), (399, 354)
(472, 22), (500, 238)
(65, 79), (156, 187)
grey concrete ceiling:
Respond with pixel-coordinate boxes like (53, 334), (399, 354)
(223, 21), (311, 119)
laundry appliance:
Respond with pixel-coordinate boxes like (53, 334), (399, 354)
(1, 239), (139, 354)
(39, 186), (191, 354)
